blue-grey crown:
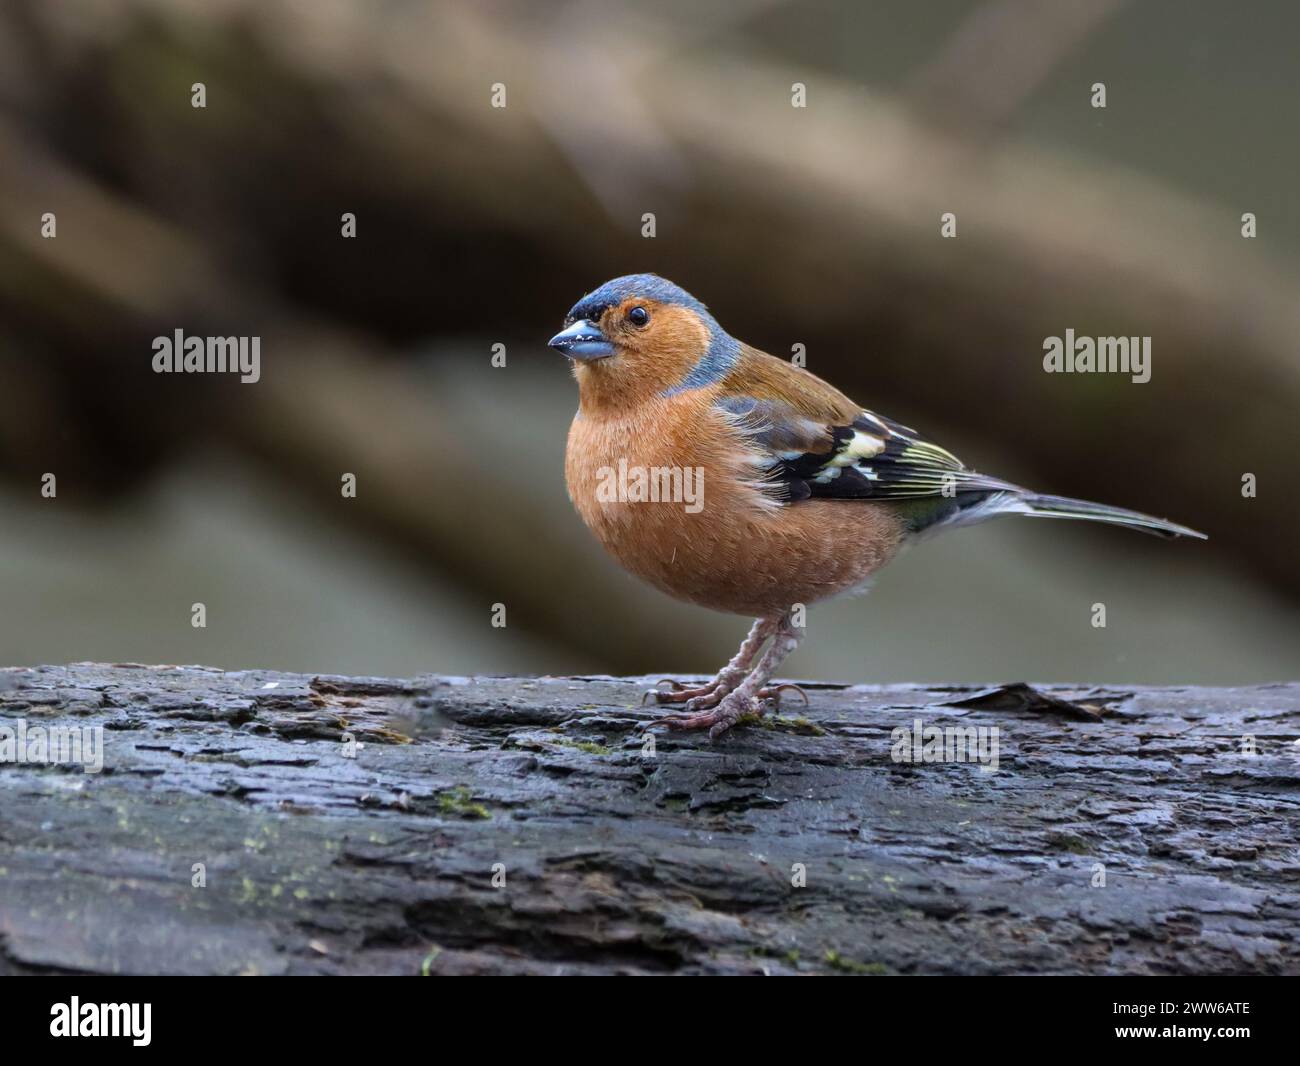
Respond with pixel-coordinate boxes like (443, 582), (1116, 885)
(565, 274), (711, 324)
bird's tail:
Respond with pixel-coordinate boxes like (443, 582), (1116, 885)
(1007, 492), (1206, 540)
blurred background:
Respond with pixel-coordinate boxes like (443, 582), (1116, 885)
(1, 0), (1297, 684)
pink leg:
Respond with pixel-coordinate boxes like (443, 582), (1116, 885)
(654, 613), (805, 739)
(648, 617), (775, 710)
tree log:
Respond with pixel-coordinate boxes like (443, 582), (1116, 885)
(1, 664), (1296, 975)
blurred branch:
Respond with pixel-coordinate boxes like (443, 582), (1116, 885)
(905, 0), (1128, 134)
(1, 0), (1297, 654)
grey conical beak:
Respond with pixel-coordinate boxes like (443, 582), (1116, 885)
(548, 319), (615, 360)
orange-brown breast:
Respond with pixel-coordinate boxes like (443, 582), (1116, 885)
(565, 390), (906, 617)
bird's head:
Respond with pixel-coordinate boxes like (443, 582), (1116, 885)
(549, 274), (738, 410)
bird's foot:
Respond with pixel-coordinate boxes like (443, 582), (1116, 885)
(651, 689), (767, 740)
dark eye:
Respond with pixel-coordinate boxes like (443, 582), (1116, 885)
(627, 306), (650, 327)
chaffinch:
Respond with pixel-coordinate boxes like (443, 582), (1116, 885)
(549, 274), (1204, 739)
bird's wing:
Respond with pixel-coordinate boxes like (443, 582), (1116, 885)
(714, 348), (1017, 506)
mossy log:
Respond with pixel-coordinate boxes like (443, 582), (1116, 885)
(1, 664), (1297, 975)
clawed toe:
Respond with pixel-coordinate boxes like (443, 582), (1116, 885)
(682, 688), (728, 711)
(642, 679), (681, 706)
(707, 692), (766, 739)
(646, 674), (738, 707)
(756, 682), (809, 707)
(642, 678), (699, 706)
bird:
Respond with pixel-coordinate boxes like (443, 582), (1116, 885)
(549, 274), (1205, 739)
